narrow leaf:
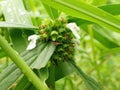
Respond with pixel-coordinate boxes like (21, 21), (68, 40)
(99, 4), (120, 15)
(41, 0), (120, 33)
(0, 22), (38, 30)
(81, 24), (119, 48)
(68, 60), (104, 90)
(42, 3), (59, 20)
(55, 61), (74, 81)
(102, 47), (120, 56)
(1, 0), (32, 25)
(14, 75), (31, 90)
(31, 43), (56, 69)
(68, 17), (119, 48)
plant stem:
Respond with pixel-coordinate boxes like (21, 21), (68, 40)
(88, 25), (95, 62)
(88, 25), (101, 80)
(0, 35), (49, 90)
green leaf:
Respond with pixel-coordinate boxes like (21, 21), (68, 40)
(0, 65), (22, 90)
(41, 0), (120, 33)
(1, 0), (39, 30)
(9, 29), (35, 53)
(14, 75), (32, 90)
(81, 24), (119, 48)
(34, 67), (49, 82)
(102, 47), (120, 56)
(92, 0), (108, 6)
(42, 3), (59, 20)
(46, 61), (75, 89)
(68, 17), (119, 48)
(54, 61), (74, 81)
(68, 4), (120, 25)
(1, 0), (32, 25)
(46, 64), (55, 89)
(99, 4), (120, 15)
(68, 60), (104, 90)
(0, 22), (38, 30)
(31, 43), (56, 69)
(0, 42), (55, 90)
(0, 50), (6, 58)
(0, 55), (37, 90)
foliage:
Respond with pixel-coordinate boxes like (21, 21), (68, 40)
(0, 0), (120, 90)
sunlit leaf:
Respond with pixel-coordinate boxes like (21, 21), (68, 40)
(1, 0), (32, 25)
(92, 0), (108, 6)
(31, 43), (56, 69)
(99, 4), (120, 15)
(41, 0), (120, 33)
(0, 22), (38, 30)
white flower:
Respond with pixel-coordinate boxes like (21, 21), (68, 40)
(66, 22), (80, 39)
(26, 34), (39, 50)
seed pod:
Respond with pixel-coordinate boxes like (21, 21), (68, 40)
(59, 28), (66, 33)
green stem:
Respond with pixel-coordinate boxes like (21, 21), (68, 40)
(88, 25), (95, 62)
(88, 25), (101, 80)
(0, 35), (48, 90)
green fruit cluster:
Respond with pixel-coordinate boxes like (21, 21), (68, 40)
(39, 19), (75, 63)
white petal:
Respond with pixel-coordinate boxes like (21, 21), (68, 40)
(26, 42), (36, 50)
(26, 34), (39, 50)
(28, 35), (39, 41)
(66, 22), (80, 39)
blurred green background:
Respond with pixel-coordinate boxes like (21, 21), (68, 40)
(0, 0), (120, 90)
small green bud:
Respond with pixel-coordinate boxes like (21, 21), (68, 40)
(39, 29), (46, 34)
(59, 28), (66, 33)
(63, 52), (69, 56)
(51, 31), (58, 36)
(41, 33), (48, 39)
(63, 44), (69, 48)
(43, 18), (51, 25)
(57, 47), (64, 52)
(58, 57), (62, 61)
(52, 36), (57, 41)
(57, 35), (63, 42)
(53, 55), (59, 60)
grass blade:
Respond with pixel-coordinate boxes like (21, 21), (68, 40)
(68, 60), (104, 90)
